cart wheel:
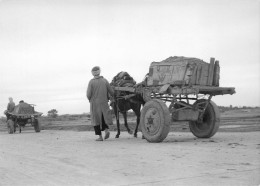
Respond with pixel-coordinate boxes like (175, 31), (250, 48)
(34, 119), (41, 132)
(140, 99), (170, 142)
(189, 99), (220, 138)
(7, 119), (15, 134)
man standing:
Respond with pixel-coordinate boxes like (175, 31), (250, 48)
(87, 66), (114, 141)
(7, 97), (15, 112)
(5, 97), (15, 120)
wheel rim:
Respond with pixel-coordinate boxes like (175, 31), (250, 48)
(143, 107), (161, 135)
(189, 99), (220, 138)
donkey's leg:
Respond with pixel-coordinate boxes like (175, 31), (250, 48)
(133, 104), (144, 138)
(115, 117), (121, 138)
(131, 104), (140, 138)
(115, 115), (120, 138)
(115, 106), (120, 138)
(133, 112), (140, 138)
(136, 116), (145, 139)
(123, 112), (133, 135)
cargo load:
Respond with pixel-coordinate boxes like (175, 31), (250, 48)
(146, 56), (220, 87)
(111, 71), (136, 87)
(12, 102), (35, 115)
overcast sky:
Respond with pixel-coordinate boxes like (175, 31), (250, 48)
(0, 0), (259, 116)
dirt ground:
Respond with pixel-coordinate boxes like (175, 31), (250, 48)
(0, 131), (259, 186)
(0, 108), (260, 186)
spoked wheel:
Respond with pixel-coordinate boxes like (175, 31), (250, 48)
(7, 119), (15, 134)
(140, 99), (170, 143)
(34, 119), (41, 132)
(189, 99), (220, 138)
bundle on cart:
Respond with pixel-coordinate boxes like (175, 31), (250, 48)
(111, 71), (136, 87)
(13, 102), (35, 115)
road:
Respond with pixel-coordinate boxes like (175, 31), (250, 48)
(0, 130), (259, 186)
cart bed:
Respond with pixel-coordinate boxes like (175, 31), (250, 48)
(114, 85), (235, 96)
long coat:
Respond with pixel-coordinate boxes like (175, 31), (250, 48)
(87, 76), (114, 127)
(7, 102), (15, 112)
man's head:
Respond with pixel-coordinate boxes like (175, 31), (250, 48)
(91, 66), (101, 77)
(9, 97), (13, 102)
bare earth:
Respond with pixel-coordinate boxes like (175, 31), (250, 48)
(0, 108), (260, 186)
(0, 130), (260, 186)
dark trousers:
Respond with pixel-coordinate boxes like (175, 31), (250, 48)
(94, 114), (109, 135)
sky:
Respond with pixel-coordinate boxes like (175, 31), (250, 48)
(0, 0), (259, 116)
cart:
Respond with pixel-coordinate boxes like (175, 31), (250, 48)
(113, 56), (235, 142)
(6, 102), (42, 134)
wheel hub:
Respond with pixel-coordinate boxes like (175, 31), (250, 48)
(144, 108), (160, 134)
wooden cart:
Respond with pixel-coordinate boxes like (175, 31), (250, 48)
(113, 56), (235, 142)
(6, 103), (42, 134)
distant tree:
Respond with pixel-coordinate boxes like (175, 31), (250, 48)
(0, 117), (6, 124)
(85, 113), (91, 118)
(47, 109), (58, 118)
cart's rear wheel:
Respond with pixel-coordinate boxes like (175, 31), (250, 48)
(34, 119), (41, 132)
(189, 99), (220, 138)
(140, 99), (170, 142)
(7, 119), (15, 134)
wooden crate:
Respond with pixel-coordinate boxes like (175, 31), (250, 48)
(146, 56), (220, 87)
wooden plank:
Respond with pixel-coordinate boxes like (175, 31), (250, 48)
(196, 64), (202, 85)
(190, 64), (198, 85)
(168, 86), (199, 95)
(193, 85), (236, 95)
(183, 63), (189, 84)
(159, 84), (170, 93)
(213, 60), (220, 86)
(114, 86), (135, 92)
(200, 64), (209, 85)
(207, 58), (215, 86)
(173, 109), (199, 121)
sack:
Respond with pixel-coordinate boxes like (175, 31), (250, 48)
(13, 103), (35, 115)
(111, 71), (136, 87)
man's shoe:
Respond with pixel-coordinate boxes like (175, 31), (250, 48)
(104, 131), (110, 140)
(95, 137), (103, 141)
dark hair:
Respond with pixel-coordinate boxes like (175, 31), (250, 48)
(19, 100), (24, 103)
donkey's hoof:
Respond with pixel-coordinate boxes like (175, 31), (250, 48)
(115, 135), (119, 138)
(142, 135), (145, 139)
(134, 134), (137, 138)
(128, 130), (133, 135)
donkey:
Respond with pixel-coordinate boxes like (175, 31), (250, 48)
(110, 71), (146, 138)
(110, 92), (145, 138)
